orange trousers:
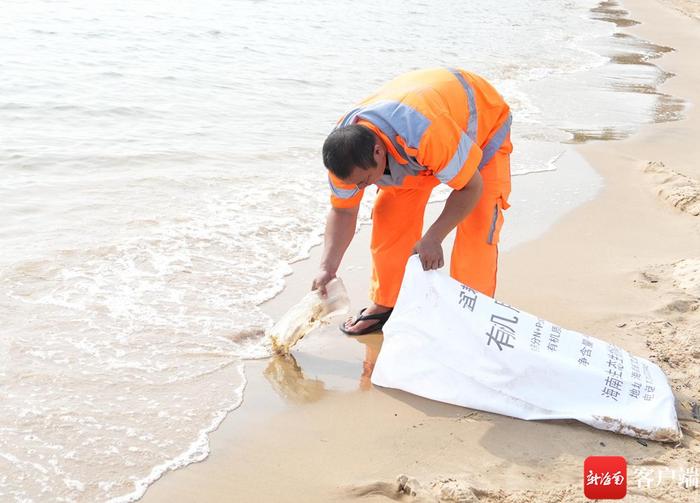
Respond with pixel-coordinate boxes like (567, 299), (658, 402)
(369, 140), (512, 306)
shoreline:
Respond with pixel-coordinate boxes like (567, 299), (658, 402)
(140, 0), (700, 501)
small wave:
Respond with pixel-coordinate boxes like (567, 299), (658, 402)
(29, 29), (57, 35)
(0, 102), (32, 111)
(109, 366), (247, 503)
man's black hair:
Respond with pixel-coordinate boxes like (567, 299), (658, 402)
(322, 125), (377, 180)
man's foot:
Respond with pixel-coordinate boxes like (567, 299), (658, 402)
(340, 303), (393, 335)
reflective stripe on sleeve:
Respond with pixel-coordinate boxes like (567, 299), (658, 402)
(448, 68), (478, 141)
(436, 131), (478, 185)
(478, 114), (512, 171)
(328, 176), (359, 199)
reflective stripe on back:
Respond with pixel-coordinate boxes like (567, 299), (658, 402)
(337, 100), (431, 164)
(448, 68), (478, 141)
(356, 101), (431, 150)
(339, 107), (363, 127)
(435, 131), (477, 185)
(478, 114), (512, 171)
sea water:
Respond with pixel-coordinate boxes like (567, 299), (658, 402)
(0, 0), (684, 500)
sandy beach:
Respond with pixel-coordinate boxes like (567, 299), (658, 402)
(140, 1), (700, 501)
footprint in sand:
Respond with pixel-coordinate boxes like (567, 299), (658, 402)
(663, 298), (699, 313)
(672, 258), (700, 297)
(397, 475), (482, 503)
(431, 479), (481, 503)
(643, 161), (700, 216)
(344, 475), (435, 502)
(634, 270), (661, 289)
(345, 475), (480, 502)
(635, 261), (700, 312)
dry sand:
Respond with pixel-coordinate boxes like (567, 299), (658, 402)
(141, 0), (700, 501)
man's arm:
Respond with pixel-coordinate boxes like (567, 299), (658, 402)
(413, 170), (483, 270)
(312, 205), (360, 294)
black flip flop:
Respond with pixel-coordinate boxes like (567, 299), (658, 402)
(339, 308), (393, 336)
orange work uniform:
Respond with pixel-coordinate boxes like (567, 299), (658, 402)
(328, 68), (512, 304)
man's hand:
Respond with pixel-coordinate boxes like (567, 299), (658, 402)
(413, 170), (483, 272)
(412, 237), (444, 270)
(313, 205), (359, 297)
(312, 269), (336, 297)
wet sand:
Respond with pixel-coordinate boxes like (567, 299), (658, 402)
(141, 0), (700, 501)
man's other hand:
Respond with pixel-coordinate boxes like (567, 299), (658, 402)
(412, 237), (444, 271)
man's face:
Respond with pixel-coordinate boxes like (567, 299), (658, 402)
(342, 142), (387, 190)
